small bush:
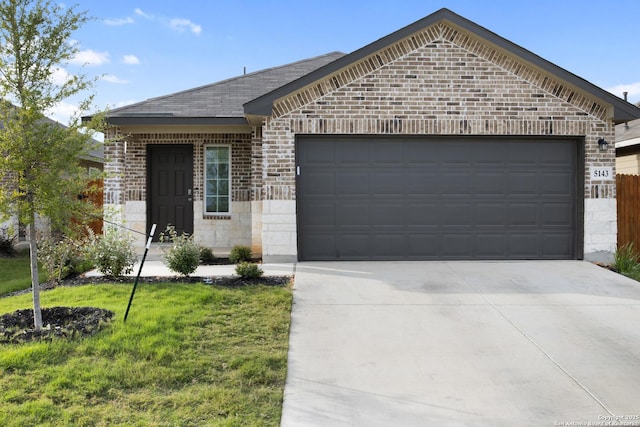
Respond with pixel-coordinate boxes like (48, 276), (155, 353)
(0, 227), (16, 257)
(613, 243), (640, 274)
(235, 262), (263, 279)
(87, 228), (138, 278)
(229, 245), (252, 264)
(199, 246), (216, 264)
(39, 235), (92, 282)
(160, 226), (200, 276)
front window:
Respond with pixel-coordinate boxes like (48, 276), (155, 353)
(205, 145), (230, 214)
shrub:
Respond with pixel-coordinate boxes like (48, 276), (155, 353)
(0, 227), (16, 257)
(235, 262), (264, 279)
(199, 246), (216, 264)
(613, 243), (640, 274)
(87, 228), (138, 278)
(39, 235), (92, 282)
(160, 226), (200, 276)
(229, 245), (252, 264)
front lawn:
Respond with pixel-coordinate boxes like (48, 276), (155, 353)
(0, 282), (292, 426)
(0, 252), (46, 296)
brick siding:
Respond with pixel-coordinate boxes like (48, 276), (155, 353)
(262, 23), (615, 201)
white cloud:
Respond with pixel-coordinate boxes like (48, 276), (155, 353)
(134, 8), (152, 19)
(101, 74), (130, 84)
(133, 8), (201, 35)
(170, 18), (202, 35)
(50, 67), (71, 85)
(104, 17), (134, 26)
(123, 54), (140, 65)
(607, 82), (640, 103)
(71, 49), (110, 66)
(46, 101), (79, 125)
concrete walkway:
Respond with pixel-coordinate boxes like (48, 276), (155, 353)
(84, 260), (295, 278)
(282, 261), (640, 427)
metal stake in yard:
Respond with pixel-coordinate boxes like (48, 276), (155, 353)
(124, 224), (156, 323)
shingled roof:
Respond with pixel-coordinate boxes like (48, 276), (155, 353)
(105, 52), (345, 126)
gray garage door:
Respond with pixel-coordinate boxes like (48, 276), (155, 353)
(296, 136), (581, 261)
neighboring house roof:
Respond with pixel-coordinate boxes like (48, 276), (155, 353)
(104, 52), (346, 126)
(244, 8), (640, 124)
(615, 118), (640, 152)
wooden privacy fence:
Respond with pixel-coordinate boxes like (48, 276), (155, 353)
(617, 174), (640, 251)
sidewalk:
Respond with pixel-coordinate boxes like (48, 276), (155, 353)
(84, 260), (296, 278)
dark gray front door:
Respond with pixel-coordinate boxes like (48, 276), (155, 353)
(148, 145), (194, 239)
(296, 136), (581, 261)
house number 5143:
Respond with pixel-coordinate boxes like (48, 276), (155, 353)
(591, 167), (613, 180)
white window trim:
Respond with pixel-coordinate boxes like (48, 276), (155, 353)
(204, 144), (232, 216)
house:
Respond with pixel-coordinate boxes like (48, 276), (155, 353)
(0, 115), (104, 241)
(99, 8), (640, 262)
(615, 118), (640, 174)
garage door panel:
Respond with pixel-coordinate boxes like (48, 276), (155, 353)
(476, 203), (506, 226)
(303, 172), (335, 195)
(406, 202), (441, 225)
(443, 234), (475, 257)
(373, 234), (406, 258)
(301, 202), (336, 226)
(476, 234), (508, 257)
(372, 172), (406, 194)
(442, 203), (473, 226)
(509, 203), (539, 226)
(371, 203), (405, 226)
(337, 171), (370, 195)
(407, 172), (440, 194)
(297, 137), (578, 260)
(542, 172), (573, 195)
(475, 172), (506, 194)
(301, 235), (336, 259)
(338, 234), (370, 259)
(509, 173), (539, 195)
(542, 203), (573, 226)
(542, 233), (573, 257)
(408, 234), (440, 256)
(336, 141), (370, 163)
(338, 202), (370, 226)
(510, 234), (540, 257)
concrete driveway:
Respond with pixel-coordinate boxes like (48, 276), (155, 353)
(281, 261), (640, 427)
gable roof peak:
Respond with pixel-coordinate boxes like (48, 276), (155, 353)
(244, 8), (640, 123)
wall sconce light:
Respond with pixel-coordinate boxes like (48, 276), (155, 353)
(597, 138), (609, 151)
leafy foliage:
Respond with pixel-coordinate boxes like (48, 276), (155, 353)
(235, 262), (264, 279)
(38, 234), (92, 282)
(613, 242), (640, 275)
(86, 229), (137, 278)
(199, 246), (216, 264)
(229, 244), (252, 264)
(0, 0), (104, 330)
(160, 226), (200, 276)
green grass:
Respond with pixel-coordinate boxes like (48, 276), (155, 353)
(0, 282), (293, 426)
(0, 252), (46, 296)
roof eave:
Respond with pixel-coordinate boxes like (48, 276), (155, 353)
(104, 116), (249, 126)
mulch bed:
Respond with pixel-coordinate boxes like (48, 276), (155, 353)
(1, 307), (114, 344)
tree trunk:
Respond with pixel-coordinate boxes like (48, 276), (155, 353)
(29, 218), (43, 331)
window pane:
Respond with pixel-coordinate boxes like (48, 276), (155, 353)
(205, 146), (231, 213)
(218, 179), (229, 196)
(218, 197), (229, 212)
(206, 197), (217, 212)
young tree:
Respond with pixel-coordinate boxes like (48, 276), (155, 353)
(0, 0), (103, 330)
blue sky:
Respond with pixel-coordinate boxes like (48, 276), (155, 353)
(52, 0), (640, 124)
